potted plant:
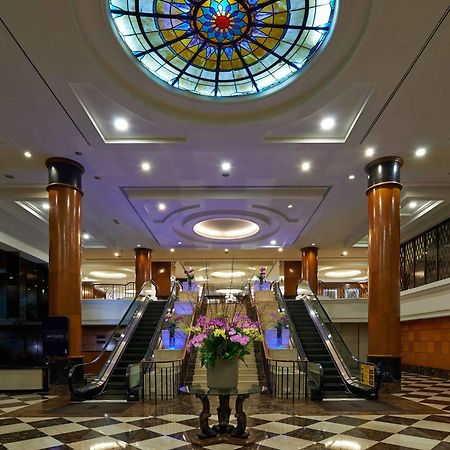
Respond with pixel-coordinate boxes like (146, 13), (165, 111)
(184, 268), (195, 290)
(271, 312), (289, 347)
(257, 267), (266, 288)
(186, 313), (262, 389)
(165, 312), (183, 348)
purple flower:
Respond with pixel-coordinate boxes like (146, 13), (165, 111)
(230, 334), (250, 345)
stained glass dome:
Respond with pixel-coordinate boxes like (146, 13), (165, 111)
(109, 0), (336, 97)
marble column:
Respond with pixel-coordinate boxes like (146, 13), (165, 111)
(135, 247), (152, 294)
(301, 246), (319, 295)
(365, 156), (403, 392)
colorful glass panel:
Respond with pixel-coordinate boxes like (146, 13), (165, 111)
(109, 0), (336, 97)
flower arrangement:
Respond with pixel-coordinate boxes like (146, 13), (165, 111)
(257, 267), (266, 284)
(164, 312), (183, 327)
(184, 268), (195, 282)
(270, 311), (289, 331)
(186, 314), (262, 368)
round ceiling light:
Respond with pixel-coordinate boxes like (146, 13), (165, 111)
(109, 0), (336, 97)
(193, 218), (259, 240)
(211, 271), (246, 279)
(324, 270), (362, 278)
(90, 271), (127, 279)
(217, 288), (242, 295)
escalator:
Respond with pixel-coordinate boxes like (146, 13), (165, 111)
(69, 281), (172, 401)
(274, 282), (379, 399)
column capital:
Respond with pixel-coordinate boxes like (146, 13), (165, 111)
(134, 247), (153, 253)
(365, 156), (403, 193)
(46, 158), (84, 193)
(301, 246), (319, 254)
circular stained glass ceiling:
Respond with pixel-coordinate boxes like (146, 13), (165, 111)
(109, 0), (336, 97)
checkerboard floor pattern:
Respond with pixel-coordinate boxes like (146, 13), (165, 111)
(0, 394), (56, 415)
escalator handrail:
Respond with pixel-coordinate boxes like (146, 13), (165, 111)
(68, 280), (159, 395)
(297, 281), (379, 394)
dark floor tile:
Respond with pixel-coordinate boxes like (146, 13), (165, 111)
(0, 418), (22, 426)
(369, 442), (418, 449)
(304, 445), (327, 450)
(432, 443), (450, 450)
(76, 417), (121, 428)
(375, 415), (419, 426)
(127, 417), (169, 428)
(425, 415), (450, 424)
(286, 427), (334, 442)
(326, 415), (369, 426)
(0, 429), (45, 444)
(399, 425), (449, 441)
(43, 446), (72, 450)
(28, 417), (72, 428)
(343, 426), (392, 441)
(279, 416), (319, 427)
(245, 416), (272, 427)
(110, 428), (161, 443)
(51, 429), (104, 444)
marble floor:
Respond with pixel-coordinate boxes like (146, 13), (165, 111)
(1, 372), (450, 449)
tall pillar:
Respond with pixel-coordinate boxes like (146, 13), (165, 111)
(284, 261), (302, 298)
(301, 246), (319, 294)
(46, 157), (84, 358)
(365, 156), (403, 392)
(135, 248), (152, 293)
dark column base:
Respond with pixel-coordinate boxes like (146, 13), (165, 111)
(368, 356), (401, 393)
(47, 356), (83, 395)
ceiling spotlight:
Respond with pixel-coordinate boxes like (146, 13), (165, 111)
(320, 117), (336, 131)
(170, 248), (175, 253)
(24, 151), (32, 158)
(312, 242), (316, 246)
(221, 162), (231, 172)
(158, 203), (166, 211)
(114, 252), (120, 257)
(278, 247), (283, 252)
(301, 161), (311, 172)
(136, 244), (141, 247)
(270, 240), (277, 245)
(42, 203), (50, 210)
(82, 233), (90, 240)
(177, 241), (182, 245)
(224, 248), (229, 253)
(141, 162), (151, 171)
(113, 117), (129, 131)
(365, 147), (375, 157)
(348, 174), (355, 180)
(415, 147), (427, 157)
(409, 201), (418, 209)
(287, 204), (293, 209)
(341, 250), (348, 256)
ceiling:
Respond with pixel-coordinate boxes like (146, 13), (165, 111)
(0, 0), (449, 285)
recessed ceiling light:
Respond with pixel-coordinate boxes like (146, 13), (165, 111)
(325, 270), (361, 278)
(90, 270), (127, 279)
(224, 248), (229, 253)
(415, 147), (427, 157)
(141, 162), (151, 171)
(312, 242), (316, 246)
(24, 151), (32, 158)
(113, 117), (129, 131)
(320, 117), (335, 131)
(211, 270), (245, 278)
(278, 247), (283, 252)
(170, 248), (175, 252)
(178, 241), (182, 245)
(158, 203), (166, 211)
(301, 161), (311, 172)
(136, 244), (141, 247)
(82, 233), (90, 240)
(42, 202), (50, 210)
(270, 240), (277, 245)
(193, 218), (259, 240)
(365, 147), (375, 157)
(348, 174), (355, 180)
(221, 162), (231, 172)
(341, 251), (348, 256)
(409, 201), (418, 209)
(114, 252), (120, 257)
(287, 204), (293, 209)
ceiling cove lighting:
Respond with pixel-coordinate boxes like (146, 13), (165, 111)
(320, 117), (336, 131)
(211, 271), (246, 279)
(90, 271), (127, 279)
(141, 162), (151, 171)
(193, 218), (259, 240)
(24, 151), (32, 158)
(113, 117), (129, 131)
(415, 147), (427, 157)
(325, 270), (361, 278)
(301, 161), (311, 172)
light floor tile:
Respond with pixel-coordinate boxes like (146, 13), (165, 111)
(249, 413), (291, 421)
(147, 422), (194, 435)
(69, 436), (127, 449)
(158, 414), (198, 422)
(307, 421), (355, 434)
(321, 434), (377, 450)
(0, 422), (34, 434)
(0, 399), (21, 405)
(383, 433), (440, 450)
(39, 422), (88, 436)
(93, 422), (140, 435)
(303, 415), (337, 420)
(132, 436), (187, 450)
(5, 436), (64, 450)
(395, 414), (429, 419)
(252, 421), (300, 434)
(1, 406), (25, 413)
(65, 416), (103, 422)
(258, 435), (314, 450)
(344, 414), (383, 420)
(113, 417), (148, 422)
(205, 444), (241, 450)
(413, 419), (450, 432)
(18, 416), (57, 422)
(359, 420), (407, 433)
(422, 402), (448, 410)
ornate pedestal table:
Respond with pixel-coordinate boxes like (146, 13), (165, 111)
(183, 384), (260, 447)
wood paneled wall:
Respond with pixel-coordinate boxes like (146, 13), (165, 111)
(401, 317), (450, 370)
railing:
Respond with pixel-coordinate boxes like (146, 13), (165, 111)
(296, 281), (380, 399)
(249, 284), (308, 401)
(69, 280), (158, 400)
(401, 217), (450, 290)
(128, 285), (204, 402)
(82, 282), (136, 300)
(317, 281), (368, 299)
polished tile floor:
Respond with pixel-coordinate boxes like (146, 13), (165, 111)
(1, 373), (450, 449)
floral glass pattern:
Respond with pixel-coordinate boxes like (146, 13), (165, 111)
(109, 0), (336, 97)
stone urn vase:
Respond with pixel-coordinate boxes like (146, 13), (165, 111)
(206, 358), (239, 390)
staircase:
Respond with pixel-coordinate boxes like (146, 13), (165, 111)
(100, 301), (167, 399)
(285, 300), (348, 397)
